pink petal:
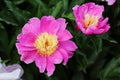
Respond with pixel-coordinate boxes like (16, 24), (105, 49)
(40, 16), (60, 34)
(16, 43), (35, 54)
(58, 48), (69, 65)
(22, 17), (41, 36)
(60, 40), (77, 51)
(57, 18), (67, 31)
(93, 29), (104, 34)
(84, 26), (97, 35)
(72, 5), (79, 19)
(68, 52), (74, 58)
(73, 5), (85, 22)
(35, 55), (46, 73)
(98, 18), (109, 28)
(16, 43), (37, 64)
(57, 30), (72, 41)
(48, 50), (63, 64)
(46, 59), (55, 76)
(20, 51), (37, 64)
(17, 33), (36, 46)
(103, 24), (110, 33)
(87, 3), (104, 17)
(77, 22), (86, 33)
(73, 2), (104, 19)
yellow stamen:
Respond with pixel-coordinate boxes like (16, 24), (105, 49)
(84, 14), (98, 29)
(34, 32), (58, 56)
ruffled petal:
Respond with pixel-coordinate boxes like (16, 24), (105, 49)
(58, 48), (69, 65)
(57, 30), (73, 41)
(98, 18), (109, 28)
(72, 5), (79, 19)
(16, 43), (36, 54)
(20, 51), (37, 64)
(57, 18), (67, 31)
(87, 3), (104, 17)
(46, 59), (55, 76)
(22, 17), (41, 35)
(35, 55), (46, 73)
(48, 50), (63, 64)
(17, 33), (36, 46)
(93, 29), (104, 34)
(60, 40), (77, 51)
(40, 16), (60, 34)
(84, 26), (97, 35)
(103, 24), (110, 33)
(68, 52), (74, 58)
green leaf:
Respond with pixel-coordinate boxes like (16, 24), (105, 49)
(109, 67), (120, 77)
(7, 35), (16, 54)
(35, 0), (49, 16)
(0, 23), (9, 53)
(62, 0), (68, 11)
(49, 0), (60, 6)
(107, 38), (118, 44)
(102, 34), (118, 44)
(68, 0), (85, 12)
(13, 0), (25, 5)
(4, 0), (31, 24)
(76, 50), (88, 72)
(8, 27), (21, 54)
(0, 23), (4, 29)
(0, 10), (18, 26)
(51, 1), (62, 17)
(0, 60), (9, 64)
(100, 57), (120, 79)
(62, 13), (75, 20)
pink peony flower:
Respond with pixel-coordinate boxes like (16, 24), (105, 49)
(101, 0), (116, 5)
(73, 2), (110, 35)
(16, 16), (77, 76)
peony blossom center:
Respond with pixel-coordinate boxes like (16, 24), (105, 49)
(34, 32), (58, 56)
(84, 14), (98, 29)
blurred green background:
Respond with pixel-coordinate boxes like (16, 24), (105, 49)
(0, 0), (120, 80)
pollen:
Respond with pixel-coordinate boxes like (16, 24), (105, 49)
(34, 32), (58, 56)
(84, 14), (98, 29)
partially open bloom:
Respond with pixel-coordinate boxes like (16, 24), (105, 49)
(73, 2), (110, 35)
(16, 16), (77, 76)
(0, 58), (23, 80)
(101, 0), (116, 5)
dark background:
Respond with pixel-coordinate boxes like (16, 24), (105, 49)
(0, 0), (120, 80)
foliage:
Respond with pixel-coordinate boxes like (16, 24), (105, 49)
(0, 0), (120, 80)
